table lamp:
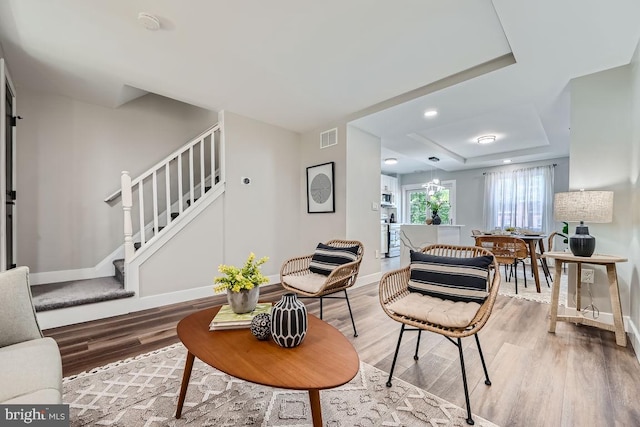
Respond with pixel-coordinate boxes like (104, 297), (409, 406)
(553, 190), (614, 257)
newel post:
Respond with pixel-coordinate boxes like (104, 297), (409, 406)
(121, 171), (135, 262)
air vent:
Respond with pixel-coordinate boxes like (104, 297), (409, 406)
(428, 156), (440, 162)
(320, 128), (338, 149)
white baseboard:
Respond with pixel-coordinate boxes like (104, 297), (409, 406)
(354, 272), (382, 289)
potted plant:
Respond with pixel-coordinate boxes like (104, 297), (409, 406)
(214, 253), (269, 314)
(426, 193), (448, 225)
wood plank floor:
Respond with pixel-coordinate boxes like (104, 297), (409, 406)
(44, 280), (640, 426)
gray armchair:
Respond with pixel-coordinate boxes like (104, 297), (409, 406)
(0, 267), (63, 404)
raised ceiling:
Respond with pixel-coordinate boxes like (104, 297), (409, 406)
(0, 0), (639, 174)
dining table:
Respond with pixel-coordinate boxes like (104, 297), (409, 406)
(473, 233), (549, 293)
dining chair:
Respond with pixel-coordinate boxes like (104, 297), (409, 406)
(280, 239), (364, 337)
(379, 244), (500, 425)
(474, 235), (528, 294)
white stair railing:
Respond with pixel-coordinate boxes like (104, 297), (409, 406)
(111, 123), (224, 262)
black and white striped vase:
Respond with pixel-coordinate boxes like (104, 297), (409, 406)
(270, 293), (307, 348)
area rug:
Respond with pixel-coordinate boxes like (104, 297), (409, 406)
(498, 265), (568, 306)
(63, 343), (499, 427)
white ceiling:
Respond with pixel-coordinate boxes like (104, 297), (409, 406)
(1, 0), (639, 175)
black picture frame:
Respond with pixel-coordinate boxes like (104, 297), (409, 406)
(306, 162), (335, 213)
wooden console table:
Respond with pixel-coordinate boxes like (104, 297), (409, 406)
(542, 251), (627, 347)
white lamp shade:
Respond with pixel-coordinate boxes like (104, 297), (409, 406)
(553, 191), (614, 223)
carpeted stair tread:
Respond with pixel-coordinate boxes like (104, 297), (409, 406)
(31, 277), (134, 312)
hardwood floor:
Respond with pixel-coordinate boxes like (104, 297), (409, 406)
(44, 280), (640, 426)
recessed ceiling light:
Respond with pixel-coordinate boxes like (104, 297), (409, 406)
(477, 135), (496, 144)
(423, 110), (438, 118)
(384, 158), (398, 165)
(503, 159), (512, 164)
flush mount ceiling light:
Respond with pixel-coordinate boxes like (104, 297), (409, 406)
(477, 135), (496, 144)
(423, 109), (438, 118)
(503, 159), (512, 164)
(384, 158), (398, 165)
(138, 12), (161, 31)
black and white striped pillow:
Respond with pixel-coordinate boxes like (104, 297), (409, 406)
(408, 251), (492, 304)
(309, 243), (359, 276)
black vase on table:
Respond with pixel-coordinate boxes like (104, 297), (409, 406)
(271, 293), (307, 348)
(432, 211), (442, 225)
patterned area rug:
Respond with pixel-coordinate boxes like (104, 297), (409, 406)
(498, 265), (568, 306)
(63, 343), (499, 427)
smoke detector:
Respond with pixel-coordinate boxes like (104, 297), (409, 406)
(138, 12), (161, 31)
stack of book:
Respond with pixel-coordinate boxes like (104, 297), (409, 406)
(209, 302), (273, 331)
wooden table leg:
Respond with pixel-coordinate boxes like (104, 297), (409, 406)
(176, 351), (195, 419)
(308, 389), (322, 427)
(606, 264), (627, 347)
(528, 240), (541, 292)
(549, 261), (563, 333)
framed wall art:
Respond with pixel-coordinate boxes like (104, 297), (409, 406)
(306, 162), (335, 213)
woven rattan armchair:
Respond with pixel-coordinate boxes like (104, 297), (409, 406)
(379, 244), (500, 425)
(280, 239), (364, 336)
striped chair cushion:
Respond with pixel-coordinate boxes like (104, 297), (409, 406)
(309, 243), (359, 276)
(408, 251), (492, 303)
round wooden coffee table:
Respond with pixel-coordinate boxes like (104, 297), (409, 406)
(175, 306), (359, 426)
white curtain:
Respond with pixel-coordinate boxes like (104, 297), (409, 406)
(483, 165), (554, 233)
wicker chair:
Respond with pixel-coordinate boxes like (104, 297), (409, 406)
(379, 244), (500, 425)
(474, 235), (528, 294)
(280, 239), (364, 337)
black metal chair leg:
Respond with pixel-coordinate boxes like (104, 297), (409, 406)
(414, 330), (422, 360)
(522, 260), (527, 288)
(474, 334), (491, 386)
(514, 261), (518, 294)
(457, 338), (475, 425)
(319, 297), (323, 320)
(386, 324), (405, 387)
(344, 290), (358, 337)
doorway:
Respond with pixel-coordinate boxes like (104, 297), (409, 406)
(1, 58), (17, 271)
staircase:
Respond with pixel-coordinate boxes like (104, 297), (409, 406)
(31, 123), (225, 313)
(108, 123), (224, 290)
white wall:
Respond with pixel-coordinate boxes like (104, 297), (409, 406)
(299, 123), (348, 250)
(400, 158), (570, 247)
(16, 89), (218, 273)
(139, 197), (224, 296)
(346, 125), (381, 275)
(222, 111), (301, 277)
(630, 39), (640, 352)
(570, 61), (637, 324)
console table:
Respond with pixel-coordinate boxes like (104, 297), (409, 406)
(542, 251), (627, 347)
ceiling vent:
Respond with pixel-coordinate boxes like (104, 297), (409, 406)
(320, 128), (338, 149)
(428, 156), (440, 162)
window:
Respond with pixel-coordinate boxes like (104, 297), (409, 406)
(403, 181), (456, 225)
(483, 165), (554, 232)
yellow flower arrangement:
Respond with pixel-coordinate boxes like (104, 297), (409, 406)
(213, 252), (269, 293)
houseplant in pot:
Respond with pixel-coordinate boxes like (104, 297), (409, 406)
(214, 253), (269, 314)
(426, 193), (449, 225)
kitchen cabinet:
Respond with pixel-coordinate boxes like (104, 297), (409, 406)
(381, 175), (399, 207)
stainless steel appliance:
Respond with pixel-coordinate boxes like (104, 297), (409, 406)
(387, 224), (401, 257)
(380, 223), (389, 256)
(381, 193), (394, 207)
